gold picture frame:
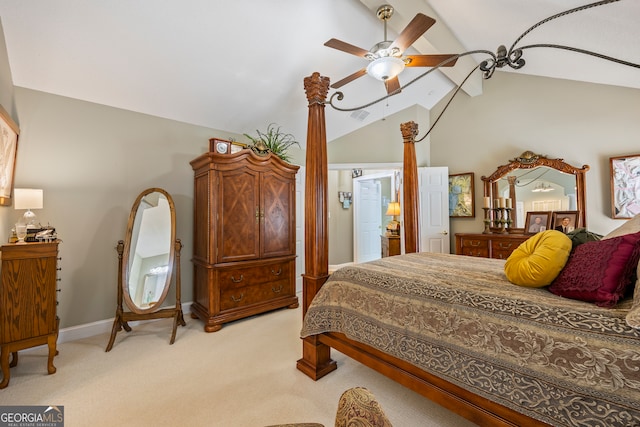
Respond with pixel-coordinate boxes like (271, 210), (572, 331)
(610, 153), (640, 219)
(0, 105), (19, 207)
(448, 172), (474, 218)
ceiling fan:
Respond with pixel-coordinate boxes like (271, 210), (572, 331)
(325, 4), (458, 95)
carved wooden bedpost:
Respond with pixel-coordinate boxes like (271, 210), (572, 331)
(296, 72), (337, 380)
(401, 121), (420, 254)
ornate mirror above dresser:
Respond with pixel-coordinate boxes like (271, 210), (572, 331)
(456, 151), (589, 260)
(106, 188), (185, 351)
(482, 151), (590, 232)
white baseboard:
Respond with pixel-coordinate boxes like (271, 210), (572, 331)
(57, 301), (192, 344)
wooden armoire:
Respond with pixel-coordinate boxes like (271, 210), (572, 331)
(190, 149), (299, 332)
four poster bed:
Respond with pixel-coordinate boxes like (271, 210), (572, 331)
(296, 73), (640, 427)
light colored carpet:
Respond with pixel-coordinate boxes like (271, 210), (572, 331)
(0, 304), (477, 427)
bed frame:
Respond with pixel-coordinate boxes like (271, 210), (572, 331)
(295, 72), (550, 427)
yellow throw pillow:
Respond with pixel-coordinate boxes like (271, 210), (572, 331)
(505, 230), (572, 287)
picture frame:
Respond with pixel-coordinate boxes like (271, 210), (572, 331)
(230, 141), (248, 153)
(551, 210), (580, 234)
(448, 172), (475, 217)
(610, 153), (640, 219)
(209, 138), (248, 155)
(524, 211), (551, 234)
(0, 105), (19, 207)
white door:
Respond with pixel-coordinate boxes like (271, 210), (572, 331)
(353, 178), (382, 263)
(418, 167), (450, 253)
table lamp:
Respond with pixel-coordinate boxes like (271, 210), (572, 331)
(385, 201), (401, 235)
(14, 188), (43, 228)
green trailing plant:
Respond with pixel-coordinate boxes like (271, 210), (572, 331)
(244, 123), (300, 163)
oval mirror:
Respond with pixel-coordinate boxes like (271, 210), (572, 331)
(122, 188), (176, 314)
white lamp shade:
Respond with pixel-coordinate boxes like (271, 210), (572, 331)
(14, 188), (44, 210)
(366, 56), (405, 81)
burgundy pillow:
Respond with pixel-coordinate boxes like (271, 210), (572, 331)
(549, 231), (640, 307)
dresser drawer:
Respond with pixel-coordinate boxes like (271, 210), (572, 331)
(491, 240), (520, 259)
(459, 238), (489, 249)
(220, 279), (293, 310)
(217, 261), (290, 290)
(456, 233), (528, 259)
(458, 237), (489, 257)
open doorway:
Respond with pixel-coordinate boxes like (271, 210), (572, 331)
(328, 163), (402, 269)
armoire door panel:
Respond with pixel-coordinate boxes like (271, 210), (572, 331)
(193, 173), (213, 263)
(218, 169), (260, 262)
(261, 171), (295, 258)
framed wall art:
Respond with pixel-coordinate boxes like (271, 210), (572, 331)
(0, 105), (19, 206)
(448, 172), (474, 217)
(525, 211), (551, 234)
(610, 154), (640, 219)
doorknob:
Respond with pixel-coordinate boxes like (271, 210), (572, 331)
(441, 230), (448, 235)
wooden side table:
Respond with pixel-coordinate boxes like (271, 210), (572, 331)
(0, 241), (60, 389)
(381, 234), (401, 258)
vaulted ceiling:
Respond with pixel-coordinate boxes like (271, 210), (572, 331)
(0, 0), (638, 144)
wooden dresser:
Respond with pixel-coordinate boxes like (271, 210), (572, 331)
(455, 233), (529, 259)
(381, 234), (401, 257)
(1, 241), (60, 388)
(190, 150), (299, 332)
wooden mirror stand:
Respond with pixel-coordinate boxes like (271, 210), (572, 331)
(105, 188), (186, 352)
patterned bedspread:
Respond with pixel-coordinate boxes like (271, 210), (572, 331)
(301, 252), (640, 427)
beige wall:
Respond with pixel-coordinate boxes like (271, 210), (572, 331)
(328, 105), (431, 165)
(0, 20), (17, 242)
(8, 88), (251, 328)
(430, 71), (640, 244)
(328, 169), (354, 265)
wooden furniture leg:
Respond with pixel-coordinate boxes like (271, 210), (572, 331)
(0, 346), (10, 389)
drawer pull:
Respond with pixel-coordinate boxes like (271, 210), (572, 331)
(498, 243), (513, 249)
(271, 268), (282, 276)
(272, 285), (283, 293)
(469, 241), (481, 247)
(230, 293), (244, 302)
(231, 275), (244, 283)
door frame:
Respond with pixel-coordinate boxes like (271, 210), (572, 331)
(328, 163), (402, 266)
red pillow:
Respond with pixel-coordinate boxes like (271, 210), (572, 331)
(549, 231), (640, 307)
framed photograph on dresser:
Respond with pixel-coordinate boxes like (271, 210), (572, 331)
(551, 211), (580, 234)
(525, 211), (551, 234)
(0, 105), (19, 206)
(610, 153), (640, 219)
(448, 172), (475, 218)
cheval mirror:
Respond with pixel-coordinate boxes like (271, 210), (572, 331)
(482, 151), (589, 233)
(106, 188), (185, 351)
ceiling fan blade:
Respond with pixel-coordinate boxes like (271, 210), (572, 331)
(405, 54), (459, 67)
(389, 13), (436, 53)
(384, 76), (401, 95)
(331, 68), (368, 89)
(324, 38), (370, 58)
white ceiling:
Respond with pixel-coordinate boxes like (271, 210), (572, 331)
(0, 0), (638, 144)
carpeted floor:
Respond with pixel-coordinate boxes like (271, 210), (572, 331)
(0, 304), (477, 427)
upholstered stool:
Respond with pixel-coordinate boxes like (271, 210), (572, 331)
(265, 387), (392, 427)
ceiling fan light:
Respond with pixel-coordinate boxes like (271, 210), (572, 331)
(366, 56), (405, 81)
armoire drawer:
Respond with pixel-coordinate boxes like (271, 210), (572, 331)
(220, 280), (293, 310)
(217, 261), (291, 290)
